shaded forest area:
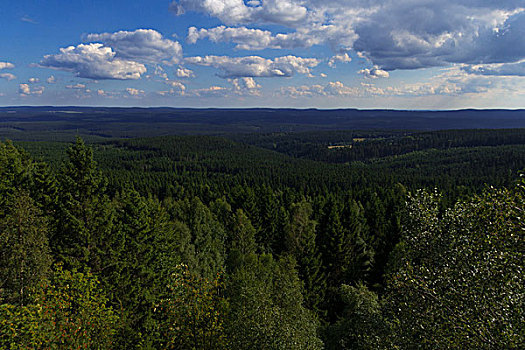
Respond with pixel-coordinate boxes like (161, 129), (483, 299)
(1, 127), (524, 349)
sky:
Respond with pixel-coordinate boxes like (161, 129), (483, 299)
(1, 0), (525, 109)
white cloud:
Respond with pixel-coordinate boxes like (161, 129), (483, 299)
(19, 83), (44, 96)
(281, 81), (359, 97)
(187, 24), (356, 51)
(328, 53), (352, 68)
(171, 0), (308, 26)
(0, 62), (15, 70)
(39, 43), (147, 80)
(21, 15), (38, 24)
(464, 60), (525, 76)
(185, 55), (319, 78)
(360, 68), (502, 97)
(0, 63), (16, 80)
(32, 86), (45, 95)
(86, 29), (183, 65)
(0, 73), (16, 81)
(18, 84), (30, 95)
(66, 83), (87, 89)
(279, 67), (512, 99)
(173, 0), (525, 71)
(125, 87), (145, 96)
(164, 79), (186, 95)
(46, 75), (56, 84)
(229, 77), (261, 95)
(176, 67), (195, 78)
(28, 77), (40, 84)
(192, 85), (230, 97)
(358, 66), (390, 79)
(154, 65), (168, 79)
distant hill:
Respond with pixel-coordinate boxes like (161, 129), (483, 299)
(1, 106), (525, 141)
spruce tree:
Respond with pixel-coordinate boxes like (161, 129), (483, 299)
(284, 201), (326, 314)
(0, 191), (52, 306)
(53, 137), (115, 272)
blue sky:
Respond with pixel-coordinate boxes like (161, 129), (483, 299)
(1, 0), (525, 109)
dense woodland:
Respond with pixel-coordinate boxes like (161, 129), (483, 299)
(1, 128), (524, 349)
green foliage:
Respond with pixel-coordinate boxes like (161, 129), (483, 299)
(110, 189), (189, 347)
(166, 197), (226, 279)
(0, 141), (34, 217)
(318, 196), (374, 320)
(0, 265), (119, 349)
(386, 182), (525, 348)
(226, 209), (257, 271)
(285, 201), (326, 314)
(0, 191), (52, 305)
(155, 264), (227, 350)
(1, 132), (523, 349)
(53, 137), (116, 272)
(325, 283), (390, 350)
(226, 254), (323, 350)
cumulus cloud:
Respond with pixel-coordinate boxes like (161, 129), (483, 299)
(66, 83), (87, 89)
(229, 77), (261, 95)
(187, 24), (356, 51)
(47, 75), (56, 84)
(358, 66), (390, 78)
(464, 60), (525, 76)
(0, 62), (15, 70)
(28, 77), (40, 84)
(39, 29), (181, 81)
(19, 83), (44, 96)
(328, 53), (352, 67)
(174, 0), (525, 72)
(39, 43), (147, 80)
(0, 73), (16, 81)
(361, 69), (500, 97)
(0, 63), (16, 80)
(18, 84), (30, 95)
(176, 67), (194, 78)
(86, 29), (183, 65)
(171, 0), (308, 26)
(185, 55), (319, 78)
(280, 67), (509, 98)
(192, 85), (230, 97)
(154, 65), (168, 79)
(281, 81), (359, 97)
(126, 87), (145, 96)
(32, 86), (45, 95)
(163, 79), (187, 95)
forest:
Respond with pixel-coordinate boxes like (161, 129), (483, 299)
(0, 127), (524, 349)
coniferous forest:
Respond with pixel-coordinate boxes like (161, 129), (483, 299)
(1, 127), (524, 349)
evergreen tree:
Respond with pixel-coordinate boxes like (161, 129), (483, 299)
(284, 201), (326, 314)
(111, 189), (190, 347)
(53, 137), (116, 272)
(0, 191), (52, 306)
(168, 197), (226, 278)
(227, 208), (257, 271)
(226, 254), (323, 350)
